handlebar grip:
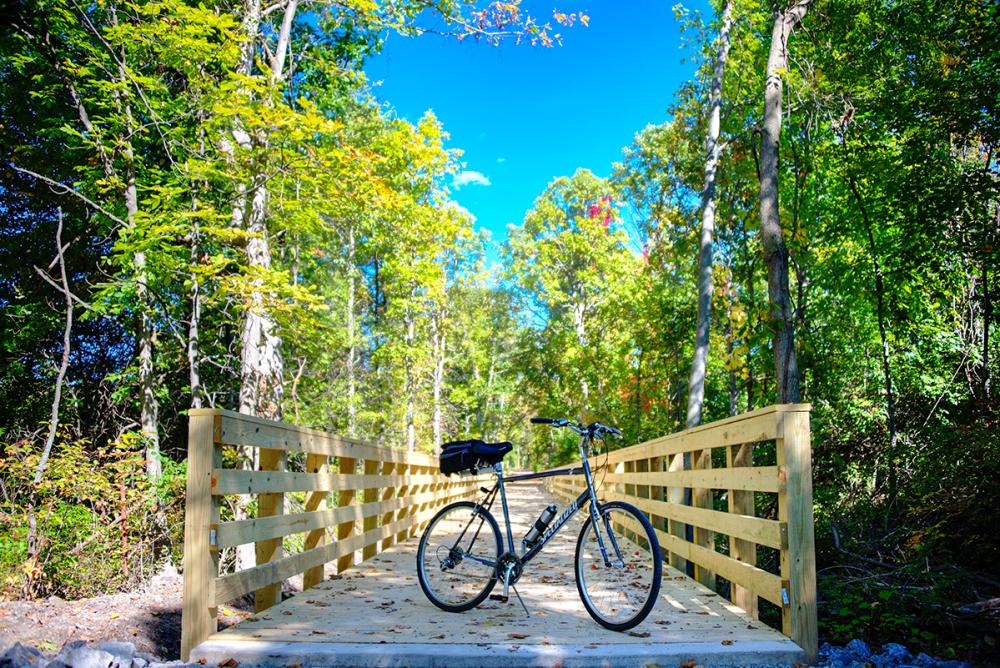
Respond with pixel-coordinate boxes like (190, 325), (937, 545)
(531, 417), (555, 424)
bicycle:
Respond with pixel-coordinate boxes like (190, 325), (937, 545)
(416, 417), (662, 631)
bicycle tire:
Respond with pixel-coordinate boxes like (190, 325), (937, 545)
(416, 500), (502, 612)
(574, 500), (662, 631)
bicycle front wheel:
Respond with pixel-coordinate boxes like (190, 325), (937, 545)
(575, 501), (662, 631)
(416, 501), (502, 612)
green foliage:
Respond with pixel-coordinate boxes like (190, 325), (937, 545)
(0, 431), (185, 598)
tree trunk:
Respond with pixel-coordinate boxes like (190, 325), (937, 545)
(346, 225), (358, 435)
(686, 0), (733, 429)
(238, 200), (285, 420)
(405, 305), (416, 452)
(844, 143), (899, 503)
(432, 314), (446, 449)
(758, 0), (811, 404)
(237, 0), (299, 420)
(34, 209), (73, 485)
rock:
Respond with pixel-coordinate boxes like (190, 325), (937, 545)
(913, 652), (936, 667)
(846, 639), (873, 660)
(882, 642), (913, 663)
(131, 659), (147, 668)
(95, 642), (134, 667)
(147, 563), (180, 590)
(59, 642), (85, 655)
(823, 646), (861, 664)
(1, 642), (45, 667)
(936, 661), (972, 668)
(62, 647), (115, 668)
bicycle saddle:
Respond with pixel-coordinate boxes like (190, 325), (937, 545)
(471, 440), (513, 459)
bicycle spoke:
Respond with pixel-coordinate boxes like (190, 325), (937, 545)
(576, 504), (661, 629)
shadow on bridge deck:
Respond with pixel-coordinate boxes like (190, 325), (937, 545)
(191, 483), (803, 668)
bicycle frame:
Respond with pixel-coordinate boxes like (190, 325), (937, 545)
(468, 431), (622, 571)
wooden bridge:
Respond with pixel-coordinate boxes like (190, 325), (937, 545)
(181, 405), (817, 667)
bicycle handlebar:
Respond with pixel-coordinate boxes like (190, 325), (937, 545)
(530, 417), (621, 438)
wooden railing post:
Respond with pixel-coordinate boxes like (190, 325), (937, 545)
(777, 408), (818, 663)
(302, 453), (329, 590)
(692, 444), (715, 589)
(181, 410), (219, 661)
(727, 441), (758, 618)
(254, 447), (286, 611)
(381, 460), (397, 552)
(666, 451), (688, 573)
(335, 457), (356, 574)
(362, 458), (378, 561)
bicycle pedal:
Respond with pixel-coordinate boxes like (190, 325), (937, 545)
(489, 594), (509, 603)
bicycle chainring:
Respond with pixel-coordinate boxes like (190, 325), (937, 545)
(496, 552), (523, 585)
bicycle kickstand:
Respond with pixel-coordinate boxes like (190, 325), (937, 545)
(510, 584), (530, 618)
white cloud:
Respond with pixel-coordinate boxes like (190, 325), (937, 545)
(452, 170), (491, 189)
(497, 157), (507, 163)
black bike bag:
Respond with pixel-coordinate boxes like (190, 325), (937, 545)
(440, 439), (512, 476)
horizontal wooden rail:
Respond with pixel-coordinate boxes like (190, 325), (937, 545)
(544, 403), (817, 663)
(181, 409), (486, 660)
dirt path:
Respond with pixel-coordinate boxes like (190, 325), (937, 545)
(0, 569), (249, 660)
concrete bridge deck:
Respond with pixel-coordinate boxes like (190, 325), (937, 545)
(191, 483), (803, 668)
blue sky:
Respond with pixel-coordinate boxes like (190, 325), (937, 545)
(364, 1), (713, 257)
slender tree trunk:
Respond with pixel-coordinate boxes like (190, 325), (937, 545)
(188, 232), (204, 410)
(758, 0), (811, 404)
(725, 279), (739, 417)
(346, 225), (357, 435)
(237, 0), (298, 420)
(634, 347), (644, 442)
(844, 145), (899, 503)
(432, 313), (446, 449)
(982, 205), (995, 401)
(686, 0), (733, 429)
(34, 209), (73, 485)
(405, 305), (416, 452)
(573, 296), (590, 403)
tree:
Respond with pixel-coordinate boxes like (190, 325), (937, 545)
(758, 0), (812, 404)
(686, 0), (734, 429)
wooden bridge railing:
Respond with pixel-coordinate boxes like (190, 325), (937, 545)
(545, 403), (817, 663)
(180, 409), (486, 660)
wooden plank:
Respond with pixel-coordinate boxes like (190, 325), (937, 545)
(215, 412), (437, 468)
(212, 485), (476, 604)
(181, 413), (219, 661)
(666, 450), (688, 573)
(605, 411), (780, 464)
(254, 448), (285, 612)
(211, 470), (442, 495)
(301, 453), (328, 591)
(602, 492), (785, 549)
(394, 463), (415, 545)
(649, 454), (667, 538)
(616, 514), (784, 607)
(778, 410), (818, 663)
(213, 482), (485, 548)
(728, 442), (759, 618)
(362, 458), (378, 561)
(603, 467), (782, 492)
(335, 457), (356, 574)
(380, 461), (396, 552)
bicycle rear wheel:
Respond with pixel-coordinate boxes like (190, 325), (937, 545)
(417, 501), (502, 612)
(575, 501), (662, 631)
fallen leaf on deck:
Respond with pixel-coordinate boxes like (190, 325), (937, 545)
(217, 659), (238, 668)
(721, 640), (734, 645)
(628, 631), (650, 638)
(508, 633), (529, 639)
